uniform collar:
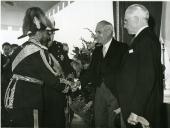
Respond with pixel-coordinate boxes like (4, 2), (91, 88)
(28, 36), (48, 50)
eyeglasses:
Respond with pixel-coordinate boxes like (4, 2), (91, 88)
(47, 30), (55, 35)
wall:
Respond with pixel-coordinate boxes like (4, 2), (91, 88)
(0, 4), (26, 51)
(0, 1), (58, 51)
(46, 1), (114, 57)
(1, 1), (114, 56)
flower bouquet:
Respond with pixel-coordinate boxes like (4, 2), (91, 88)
(68, 28), (97, 127)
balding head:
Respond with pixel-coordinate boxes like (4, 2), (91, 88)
(124, 4), (149, 35)
(97, 20), (114, 36)
(95, 20), (114, 45)
(125, 4), (149, 21)
(98, 20), (113, 28)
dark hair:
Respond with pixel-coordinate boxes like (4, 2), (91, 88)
(2, 42), (10, 49)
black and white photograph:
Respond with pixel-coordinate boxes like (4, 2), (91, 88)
(1, 1), (170, 128)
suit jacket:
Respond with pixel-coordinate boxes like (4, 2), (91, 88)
(117, 27), (163, 128)
(48, 41), (74, 77)
(81, 38), (127, 97)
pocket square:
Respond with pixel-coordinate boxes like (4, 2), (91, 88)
(129, 49), (134, 54)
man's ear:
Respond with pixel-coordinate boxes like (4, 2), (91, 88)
(134, 16), (140, 26)
(104, 25), (113, 37)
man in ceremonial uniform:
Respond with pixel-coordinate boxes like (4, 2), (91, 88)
(4, 7), (68, 127)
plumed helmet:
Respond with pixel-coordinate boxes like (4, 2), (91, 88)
(18, 7), (59, 39)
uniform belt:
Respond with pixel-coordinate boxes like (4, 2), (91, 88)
(13, 74), (43, 85)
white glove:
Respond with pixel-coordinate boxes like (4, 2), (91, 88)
(127, 112), (150, 128)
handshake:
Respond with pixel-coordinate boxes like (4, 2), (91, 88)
(60, 78), (81, 93)
(127, 113), (150, 128)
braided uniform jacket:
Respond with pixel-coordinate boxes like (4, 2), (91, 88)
(4, 41), (65, 109)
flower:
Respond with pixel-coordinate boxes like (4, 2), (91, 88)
(69, 28), (97, 120)
(72, 28), (96, 66)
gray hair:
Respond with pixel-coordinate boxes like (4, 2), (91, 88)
(126, 4), (149, 21)
(98, 20), (114, 36)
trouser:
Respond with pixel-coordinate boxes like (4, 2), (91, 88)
(94, 82), (119, 128)
(1, 107), (11, 127)
(43, 87), (66, 128)
(6, 108), (43, 127)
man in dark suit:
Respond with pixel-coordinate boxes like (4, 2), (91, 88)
(81, 20), (127, 128)
(48, 41), (74, 77)
(117, 4), (163, 128)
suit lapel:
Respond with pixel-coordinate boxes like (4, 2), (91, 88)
(104, 39), (115, 59)
(131, 27), (149, 49)
(94, 45), (103, 61)
(99, 46), (103, 59)
(121, 28), (149, 65)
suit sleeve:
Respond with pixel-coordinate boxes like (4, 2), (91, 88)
(80, 48), (100, 87)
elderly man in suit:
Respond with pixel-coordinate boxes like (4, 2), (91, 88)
(81, 20), (127, 128)
(117, 4), (163, 128)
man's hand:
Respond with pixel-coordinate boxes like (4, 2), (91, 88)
(70, 79), (81, 92)
(60, 78), (72, 86)
(82, 101), (93, 112)
(114, 107), (121, 114)
(62, 86), (69, 93)
(127, 112), (150, 128)
(127, 113), (138, 125)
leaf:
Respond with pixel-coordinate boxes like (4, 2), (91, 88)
(83, 28), (95, 39)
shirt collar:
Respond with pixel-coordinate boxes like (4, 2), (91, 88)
(103, 38), (112, 51)
(135, 25), (148, 37)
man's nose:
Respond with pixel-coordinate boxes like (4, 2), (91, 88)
(94, 34), (98, 39)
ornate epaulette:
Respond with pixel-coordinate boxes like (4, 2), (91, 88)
(12, 44), (41, 71)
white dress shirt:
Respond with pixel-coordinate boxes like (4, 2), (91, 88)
(103, 39), (112, 57)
